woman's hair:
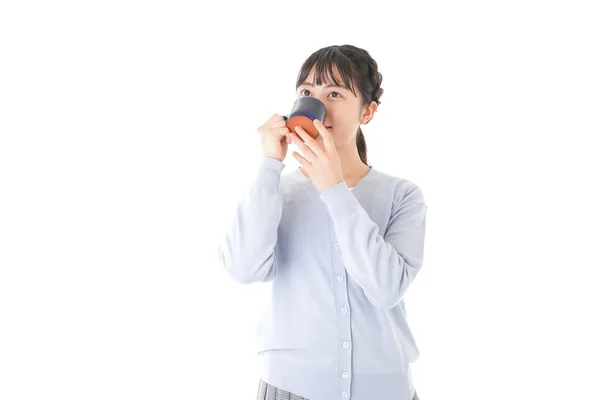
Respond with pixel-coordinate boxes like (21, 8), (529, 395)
(295, 45), (384, 166)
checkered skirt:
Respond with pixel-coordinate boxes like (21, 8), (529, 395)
(256, 378), (420, 400)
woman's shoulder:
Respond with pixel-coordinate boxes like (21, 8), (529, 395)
(369, 168), (426, 205)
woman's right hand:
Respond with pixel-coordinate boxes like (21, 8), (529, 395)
(258, 113), (292, 162)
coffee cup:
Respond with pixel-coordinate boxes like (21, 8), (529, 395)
(283, 97), (327, 139)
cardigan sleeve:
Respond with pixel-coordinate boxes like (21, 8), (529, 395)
(217, 156), (285, 284)
(320, 181), (427, 309)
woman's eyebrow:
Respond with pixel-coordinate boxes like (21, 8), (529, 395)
(299, 81), (349, 90)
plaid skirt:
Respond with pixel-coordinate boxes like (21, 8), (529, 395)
(256, 378), (420, 400)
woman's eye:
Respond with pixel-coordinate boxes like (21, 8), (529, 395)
(300, 89), (341, 98)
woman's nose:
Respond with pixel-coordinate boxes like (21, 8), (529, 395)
(316, 94), (328, 105)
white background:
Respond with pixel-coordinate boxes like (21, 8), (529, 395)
(1, 1), (598, 399)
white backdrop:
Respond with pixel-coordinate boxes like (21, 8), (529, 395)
(1, 1), (598, 399)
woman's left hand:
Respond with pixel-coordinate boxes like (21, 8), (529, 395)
(290, 119), (344, 194)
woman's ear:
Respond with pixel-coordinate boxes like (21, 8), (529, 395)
(360, 101), (378, 124)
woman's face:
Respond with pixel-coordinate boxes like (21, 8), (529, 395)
(296, 64), (371, 149)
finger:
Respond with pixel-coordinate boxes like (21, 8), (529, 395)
(292, 151), (311, 166)
(271, 119), (287, 128)
(274, 127), (291, 137)
(313, 119), (333, 151)
(271, 114), (289, 126)
(258, 118), (287, 132)
(294, 126), (325, 158)
(290, 132), (316, 162)
(315, 134), (325, 148)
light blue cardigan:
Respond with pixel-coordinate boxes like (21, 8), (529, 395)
(217, 156), (428, 400)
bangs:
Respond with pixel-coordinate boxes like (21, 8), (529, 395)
(295, 47), (358, 97)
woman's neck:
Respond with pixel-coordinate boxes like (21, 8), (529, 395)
(299, 159), (370, 188)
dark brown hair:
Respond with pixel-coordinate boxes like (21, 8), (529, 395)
(295, 45), (384, 166)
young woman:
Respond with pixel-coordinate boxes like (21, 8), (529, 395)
(217, 44), (427, 400)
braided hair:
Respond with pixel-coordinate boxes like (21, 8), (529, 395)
(295, 45), (384, 166)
